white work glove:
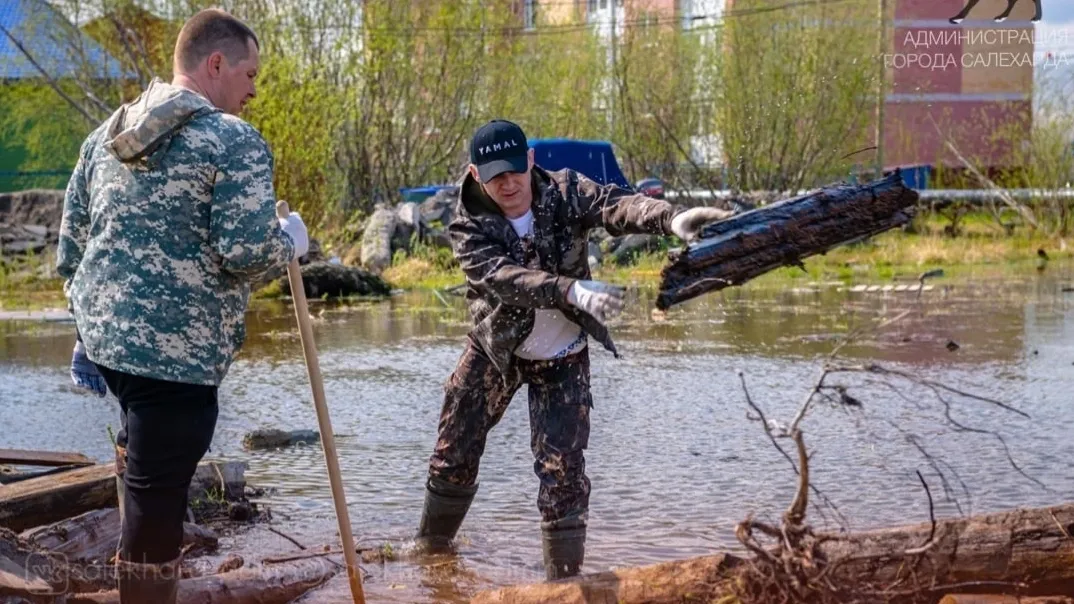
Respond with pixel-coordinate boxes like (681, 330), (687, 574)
(278, 211), (309, 259)
(568, 280), (626, 324)
(670, 207), (734, 242)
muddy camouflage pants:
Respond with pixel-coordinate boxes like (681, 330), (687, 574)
(428, 337), (593, 523)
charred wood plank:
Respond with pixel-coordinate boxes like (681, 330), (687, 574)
(656, 172), (919, 310)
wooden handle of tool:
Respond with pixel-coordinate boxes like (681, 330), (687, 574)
(276, 201), (365, 604)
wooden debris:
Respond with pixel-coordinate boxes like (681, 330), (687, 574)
(655, 172), (919, 309)
(20, 509), (218, 564)
(472, 502), (1074, 604)
(0, 449), (93, 469)
(66, 556), (339, 604)
(0, 528), (59, 598)
(471, 554), (741, 604)
(939, 596), (1074, 604)
(0, 464), (115, 533)
(1, 461), (247, 533)
(216, 555), (244, 574)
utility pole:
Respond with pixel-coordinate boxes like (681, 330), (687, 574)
(875, 0), (888, 179)
(610, 0), (618, 137)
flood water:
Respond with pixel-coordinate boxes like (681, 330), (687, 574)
(3, 268), (1074, 602)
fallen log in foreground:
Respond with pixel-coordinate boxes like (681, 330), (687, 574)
(656, 171), (919, 310)
(0, 461), (246, 532)
(471, 501), (1074, 604)
(472, 554), (741, 604)
(21, 508), (218, 563)
(940, 596), (1074, 604)
(67, 556), (339, 604)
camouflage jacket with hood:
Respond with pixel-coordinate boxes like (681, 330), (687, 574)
(450, 165), (683, 386)
(57, 78), (295, 386)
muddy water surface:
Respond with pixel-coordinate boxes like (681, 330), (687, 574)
(3, 271), (1074, 602)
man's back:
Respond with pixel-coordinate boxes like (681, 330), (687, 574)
(58, 79), (293, 386)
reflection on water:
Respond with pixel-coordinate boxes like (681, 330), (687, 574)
(3, 271), (1074, 603)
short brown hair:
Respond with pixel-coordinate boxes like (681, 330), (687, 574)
(173, 9), (259, 73)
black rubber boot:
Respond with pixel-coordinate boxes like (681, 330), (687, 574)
(117, 555), (181, 604)
(414, 477), (478, 553)
(542, 513), (586, 581)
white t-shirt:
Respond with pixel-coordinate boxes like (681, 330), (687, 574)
(507, 210), (587, 360)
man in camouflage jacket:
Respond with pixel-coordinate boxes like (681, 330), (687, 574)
(415, 120), (730, 580)
(56, 9), (307, 602)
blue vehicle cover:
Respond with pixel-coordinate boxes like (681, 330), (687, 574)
(529, 138), (632, 189)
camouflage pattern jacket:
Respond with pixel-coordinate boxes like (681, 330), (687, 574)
(450, 165), (682, 386)
(57, 79), (295, 386)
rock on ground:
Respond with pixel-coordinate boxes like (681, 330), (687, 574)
(359, 205), (397, 274)
(242, 429), (320, 451)
(276, 262), (391, 299)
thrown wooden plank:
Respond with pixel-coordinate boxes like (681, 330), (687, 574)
(67, 556), (339, 604)
(0, 461), (247, 533)
(0, 449), (93, 468)
(656, 171), (920, 310)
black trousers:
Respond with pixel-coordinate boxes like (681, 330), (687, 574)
(96, 364), (219, 564)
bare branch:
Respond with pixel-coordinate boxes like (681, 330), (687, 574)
(0, 23), (99, 124)
(926, 112), (1039, 229)
(903, 470), (936, 555)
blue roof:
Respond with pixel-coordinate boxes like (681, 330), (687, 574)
(1, 0), (129, 79)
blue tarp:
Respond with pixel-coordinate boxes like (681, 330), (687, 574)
(529, 138), (631, 189)
(0, 0), (129, 79)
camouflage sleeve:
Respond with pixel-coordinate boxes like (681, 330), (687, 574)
(449, 220), (575, 309)
(209, 124), (295, 278)
(573, 171), (682, 237)
(56, 134), (96, 291)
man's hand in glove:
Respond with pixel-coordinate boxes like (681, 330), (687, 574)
(70, 340), (107, 397)
(568, 280), (626, 324)
(278, 209), (310, 259)
(670, 206), (735, 243)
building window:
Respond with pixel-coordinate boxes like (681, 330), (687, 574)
(524, 0), (536, 30)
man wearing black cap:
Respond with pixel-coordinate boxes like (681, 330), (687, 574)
(414, 119), (729, 580)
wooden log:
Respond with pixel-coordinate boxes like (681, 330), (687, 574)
(0, 466), (90, 486)
(817, 502), (1074, 598)
(1, 528), (60, 598)
(20, 509), (218, 564)
(66, 556), (339, 604)
(0, 461), (247, 533)
(0, 449), (93, 469)
(0, 465), (114, 534)
(471, 554), (742, 604)
(940, 596), (1074, 604)
(655, 171), (919, 309)
(471, 502), (1074, 604)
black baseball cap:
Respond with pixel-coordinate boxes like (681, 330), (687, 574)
(470, 119), (529, 182)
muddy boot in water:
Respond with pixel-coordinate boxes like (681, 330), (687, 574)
(116, 555), (181, 604)
(542, 513), (586, 581)
(415, 477), (478, 553)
